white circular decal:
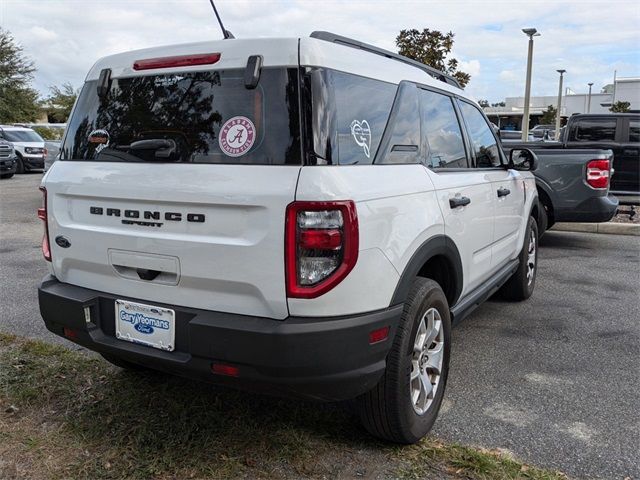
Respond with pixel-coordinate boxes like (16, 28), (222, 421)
(218, 116), (256, 157)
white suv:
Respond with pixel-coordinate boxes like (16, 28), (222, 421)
(38, 32), (540, 443)
(0, 125), (46, 172)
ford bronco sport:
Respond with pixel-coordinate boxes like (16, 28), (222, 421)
(38, 32), (540, 443)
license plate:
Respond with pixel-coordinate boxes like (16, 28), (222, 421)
(115, 300), (175, 351)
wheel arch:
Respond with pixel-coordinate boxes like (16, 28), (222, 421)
(390, 235), (463, 308)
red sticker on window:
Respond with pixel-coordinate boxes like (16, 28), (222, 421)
(218, 116), (256, 157)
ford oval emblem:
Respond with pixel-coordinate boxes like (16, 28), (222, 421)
(134, 323), (154, 334)
(55, 235), (71, 248)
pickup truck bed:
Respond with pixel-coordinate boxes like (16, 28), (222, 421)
(504, 144), (618, 230)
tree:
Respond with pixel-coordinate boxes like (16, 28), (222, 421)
(478, 99), (490, 108)
(396, 28), (471, 87)
(492, 101), (506, 107)
(540, 104), (557, 125)
(0, 28), (39, 123)
(610, 101), (631, 113)
(45, 82), (78, 123)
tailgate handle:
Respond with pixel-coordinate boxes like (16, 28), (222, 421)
(136, 268), (161, 281)
(112, 264), (178, 284)
(108, 249), (180, 286)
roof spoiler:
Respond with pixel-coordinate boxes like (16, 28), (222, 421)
(309, 31), (462, 89)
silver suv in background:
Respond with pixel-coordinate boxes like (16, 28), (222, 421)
(530, 124), (556, 140)
(0, 125), (46, 173)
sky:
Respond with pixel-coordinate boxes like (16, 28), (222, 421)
(1, 0), (639, 102)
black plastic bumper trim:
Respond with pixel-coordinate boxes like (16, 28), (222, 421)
(38, 275), (403, 401)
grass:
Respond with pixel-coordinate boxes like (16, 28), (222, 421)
(0, 332), (567, 479)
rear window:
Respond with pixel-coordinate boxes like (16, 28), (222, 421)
(61, 68), (301, 165)
(573, 118), (616, 142)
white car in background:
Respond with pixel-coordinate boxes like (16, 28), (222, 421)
(0, 125), (46, 173)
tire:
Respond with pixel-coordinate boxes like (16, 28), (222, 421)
(538, 192), (554, 230)
(0, 173), (14, 179)
(100, 353), (151, 372)
(15, 156), (25, 174)
(537, 199), (549, 236)
(500, 216), (538, 301)
(356, 277), (451, 444)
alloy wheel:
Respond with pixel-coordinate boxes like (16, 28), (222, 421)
(410, 307), (444, 415)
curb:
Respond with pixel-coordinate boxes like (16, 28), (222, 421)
(551, 222), (640, 236)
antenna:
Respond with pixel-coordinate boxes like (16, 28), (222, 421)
(209, 0), (234, 39)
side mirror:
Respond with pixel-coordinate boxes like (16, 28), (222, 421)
(509, 148), (538, 171)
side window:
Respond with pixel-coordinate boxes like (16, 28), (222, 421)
(377, 83), (421, 164)
(628, 119), (639, 143)
(458, 101), (501, 168)
(419, 89), (467, 168)
(574, 118), (616, 141)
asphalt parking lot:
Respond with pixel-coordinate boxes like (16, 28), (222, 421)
(1, 173), (639, 479)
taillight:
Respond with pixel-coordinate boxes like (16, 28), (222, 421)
(38, 186), (51, 261)
(133, 53), (221, 71)
(285, 201), (358, 298)
(586, 159), (610, 189)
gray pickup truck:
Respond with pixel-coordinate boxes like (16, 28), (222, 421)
(504, 144), (618, 232)
(522, 114), (639, 204)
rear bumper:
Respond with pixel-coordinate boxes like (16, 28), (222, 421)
(0, 158), (16, 174)
(555, 194), (619, 223)
(23, 155), (44, 169)
(38, 275), (402, 401)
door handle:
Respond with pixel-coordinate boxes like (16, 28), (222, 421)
(497, 187), (511, 197)
(449, 196), (471, 208)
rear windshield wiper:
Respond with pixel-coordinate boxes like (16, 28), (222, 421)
(112, 139), (178, 160)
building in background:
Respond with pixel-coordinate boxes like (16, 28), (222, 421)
(485, 76), (640, 130)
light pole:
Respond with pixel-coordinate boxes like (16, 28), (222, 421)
(587, 82), (593, 113)
(521, 28), (540, 141)
(555, 69), (565, 140)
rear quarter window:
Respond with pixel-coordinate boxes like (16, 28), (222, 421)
(304, 68), (397, 165)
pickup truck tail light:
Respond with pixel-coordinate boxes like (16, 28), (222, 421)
(285, 201), (358, 298)
(586, 159), (611, 189)
(37, 186), (51, 261)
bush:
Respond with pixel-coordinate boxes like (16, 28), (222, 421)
(32, 125), (64, 140)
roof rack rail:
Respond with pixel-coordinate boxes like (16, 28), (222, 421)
(309, 31), (462, 89)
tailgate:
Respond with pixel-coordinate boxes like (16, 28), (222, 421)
(44, 162), (300, 319)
